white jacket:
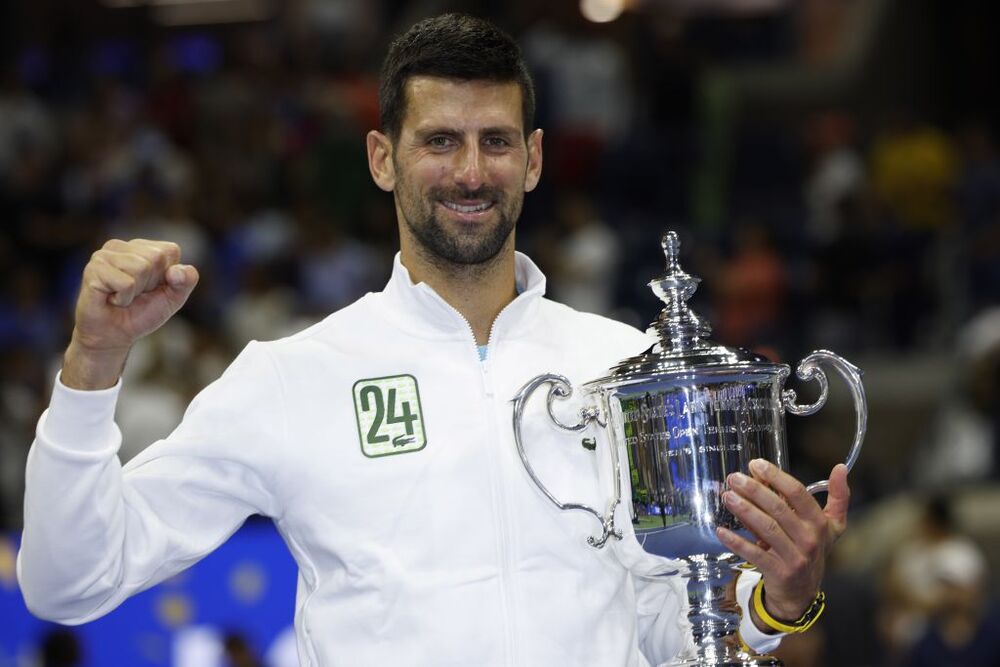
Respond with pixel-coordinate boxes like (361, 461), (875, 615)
(18, 252), (780, 666)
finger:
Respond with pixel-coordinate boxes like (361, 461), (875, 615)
(722, 487), (802, 563)
(103, 238), (181, 269)
(165, 264), (196, 288)
(728, 469), (819, 548)
(747, 459), (825, 525)
(823, 463), (851, 532)
(84, 258), (140, 307)
(103, 240), (182, 289)
(99, 250), (161, 295)
(717, 525), (781, 573)
(129, 239), (182, 271)
(161, 264), (200, 309)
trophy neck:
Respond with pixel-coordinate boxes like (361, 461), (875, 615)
(648, 231), (714, 352)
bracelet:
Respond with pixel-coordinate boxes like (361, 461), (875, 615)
(751, 580), (826, 634)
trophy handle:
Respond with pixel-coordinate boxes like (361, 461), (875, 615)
(511, 373), (623, 548)
(781, 350), (867, 495)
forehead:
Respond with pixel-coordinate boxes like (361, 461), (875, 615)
(400, 76), (524, 135)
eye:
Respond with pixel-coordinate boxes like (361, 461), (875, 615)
(484, 136), (511, 149)
(427, 135), (455, 149)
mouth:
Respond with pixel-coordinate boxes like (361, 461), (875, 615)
(438, 199), (495, 218)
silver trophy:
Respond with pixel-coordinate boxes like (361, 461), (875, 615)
(512, 231), (866, 666)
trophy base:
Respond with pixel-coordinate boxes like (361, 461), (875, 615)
(662, 632), (781, 666)
(658, 555), (784, 667)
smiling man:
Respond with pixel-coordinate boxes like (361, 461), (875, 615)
(367, 73), (541, 347)
(18, 13), (849, 667)
(377, 76), (534, 267)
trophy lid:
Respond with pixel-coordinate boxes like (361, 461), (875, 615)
(598, 231), (784, 386)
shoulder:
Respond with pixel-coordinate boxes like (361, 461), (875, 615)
(238, 293), (388, 376)
(533, 297), (653, 369)
(269, 293), (379, 347)
(536, 297), (650, 346)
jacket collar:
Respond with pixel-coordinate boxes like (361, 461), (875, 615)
(377, 251), (547, 340)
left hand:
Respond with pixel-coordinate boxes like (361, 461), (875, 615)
(716, 459), (851, 625)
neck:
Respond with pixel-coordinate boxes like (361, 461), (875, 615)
(400, 237), (518, 345)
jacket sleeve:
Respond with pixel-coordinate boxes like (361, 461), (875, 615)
(632, 567), (784, 665)
(17, 341), (284, 624)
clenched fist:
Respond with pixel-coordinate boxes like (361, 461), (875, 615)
(62, 239), (199, 390)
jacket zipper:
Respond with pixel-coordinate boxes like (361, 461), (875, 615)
(456, 305), (519, 667)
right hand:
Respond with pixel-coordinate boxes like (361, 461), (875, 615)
(62, 239), (199, 390)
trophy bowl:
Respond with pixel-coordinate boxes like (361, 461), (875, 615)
(512, 232), (866, 666)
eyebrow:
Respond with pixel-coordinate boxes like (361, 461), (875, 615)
(413, 126), (522, 140)
(480, 126), (521, 137)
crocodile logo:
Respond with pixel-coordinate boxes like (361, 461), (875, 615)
(392, 435), (416, 447)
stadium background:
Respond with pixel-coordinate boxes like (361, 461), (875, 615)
(1, 0), (999, 665)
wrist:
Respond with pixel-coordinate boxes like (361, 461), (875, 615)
(761, 584), (810, 621)
(751, 580), (826, 635)
(62, 338), (130, 390)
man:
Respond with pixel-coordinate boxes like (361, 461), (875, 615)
(18, 14), (849, 666)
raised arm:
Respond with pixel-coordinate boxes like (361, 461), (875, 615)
(17, 239), (280, 623)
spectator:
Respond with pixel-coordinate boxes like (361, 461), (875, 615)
(879, 495), (992, 663)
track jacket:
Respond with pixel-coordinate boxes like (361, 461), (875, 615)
(18, 252), (781, 666)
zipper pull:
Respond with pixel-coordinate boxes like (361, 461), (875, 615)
(481, 358), (494, 397)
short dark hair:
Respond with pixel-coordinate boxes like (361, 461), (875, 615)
(378, 13), (536, 139)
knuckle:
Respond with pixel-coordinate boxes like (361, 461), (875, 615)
(770, 501), (788, 519)
(786, 479), (807, 500)
(791, 554), (809, 574)
(153, 242), (181, 267)
(764, 519), (780, 536)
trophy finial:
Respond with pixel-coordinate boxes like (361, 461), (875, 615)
(649, 230), (712, 350)
(662, 231), (680, 272)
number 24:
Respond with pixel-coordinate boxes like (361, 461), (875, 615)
(359, 386), (418, 444)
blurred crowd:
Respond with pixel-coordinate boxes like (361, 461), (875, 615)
(1, 1), (999, 665)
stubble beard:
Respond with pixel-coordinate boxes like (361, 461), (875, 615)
(395, 172), (522, 278)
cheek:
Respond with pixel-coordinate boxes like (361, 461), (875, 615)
(486, 160), (524, 187)
(396, 165), (432, 195)
(405, 160), (449, 187)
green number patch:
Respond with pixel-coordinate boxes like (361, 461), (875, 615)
(352, 375), (426, 457)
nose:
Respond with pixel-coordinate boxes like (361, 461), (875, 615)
(453, 143), (484, 191)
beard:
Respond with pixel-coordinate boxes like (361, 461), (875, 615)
(394, 176), (522, 269)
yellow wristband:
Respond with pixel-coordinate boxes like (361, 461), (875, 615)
(751, 580), (826, 634)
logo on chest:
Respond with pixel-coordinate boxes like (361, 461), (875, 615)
(352, 374), (427, 457)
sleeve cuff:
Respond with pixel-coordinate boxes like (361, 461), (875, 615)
(37, 371), (123, 459)
(737, 569), (786, 654)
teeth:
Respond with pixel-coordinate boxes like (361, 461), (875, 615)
(443, 201), (491, 213)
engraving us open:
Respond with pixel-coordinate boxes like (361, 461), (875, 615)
(623, 421), (772, 448)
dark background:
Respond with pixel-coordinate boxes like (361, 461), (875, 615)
(1, 1), (999, 665)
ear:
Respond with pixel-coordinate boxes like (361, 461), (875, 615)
(524, 128), (543, 193)
(367, 130), (395, 192)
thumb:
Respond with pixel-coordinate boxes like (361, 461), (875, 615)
(823, 463), (851, 530)
(164, 264), (200, 305)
